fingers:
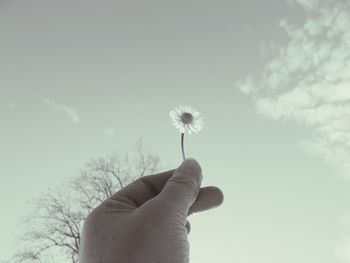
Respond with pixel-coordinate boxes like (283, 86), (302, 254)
(108, 158), (223, 218)
(185, 220), (191, 234)
(110, 169), (175, 207)
(188, 186), (224, 216)
(158, 158), (203, 213)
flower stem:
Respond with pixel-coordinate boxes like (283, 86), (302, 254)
(181, 133), (186, 160)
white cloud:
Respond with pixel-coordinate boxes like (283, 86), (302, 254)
(238, 2), (350, 259)
(138, 101), (145, 108)
(238, 0), (350, 178)
(103, 128), (115, 137)
(43, 98), (81, 123)
(335, 216), (350, 263)
(335, 239), (350, 263)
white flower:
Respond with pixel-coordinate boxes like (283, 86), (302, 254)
(169, 105), (204, 135)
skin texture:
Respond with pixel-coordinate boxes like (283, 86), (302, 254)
(79, 158), (224, 263)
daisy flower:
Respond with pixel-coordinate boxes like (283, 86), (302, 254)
(169, 105), (204, 160)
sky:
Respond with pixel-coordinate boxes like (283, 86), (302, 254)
(1, 0), (350, 262)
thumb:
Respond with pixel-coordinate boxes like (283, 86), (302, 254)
(158, 158), (203, 213)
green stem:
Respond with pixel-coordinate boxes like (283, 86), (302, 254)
(181, 133), (186, 160)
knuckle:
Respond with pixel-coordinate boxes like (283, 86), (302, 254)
(167, 176), (200, 196)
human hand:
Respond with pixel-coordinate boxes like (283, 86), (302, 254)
(79, 158), (224, 263)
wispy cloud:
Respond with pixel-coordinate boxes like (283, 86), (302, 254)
(335, 215), (350, 262)
(335, 237), (350, 262)
(103, 128), (115, 137)
(238, 0), (350, 177)
(43, 98), (81, 124)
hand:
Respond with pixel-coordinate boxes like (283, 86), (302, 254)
(79, 158), (224, 263)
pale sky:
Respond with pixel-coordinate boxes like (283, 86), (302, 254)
(1, 0), (350, 262)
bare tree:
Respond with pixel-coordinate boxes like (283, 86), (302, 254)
(13, 139), (161, 263)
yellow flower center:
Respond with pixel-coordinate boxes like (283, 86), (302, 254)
(180, 112), (193, 124)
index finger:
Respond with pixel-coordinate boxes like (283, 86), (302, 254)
(111, 169), (175, 207)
